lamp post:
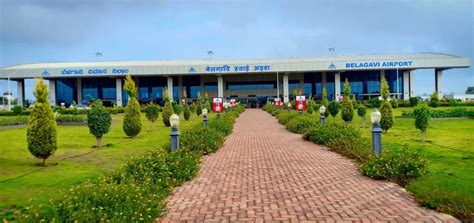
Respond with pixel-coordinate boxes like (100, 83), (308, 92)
(287, 102), (291, 112)
(216, 105), (221, 119)
(202, 108), (208, 127)
(224, 102), (229, 113)
(319, 105), (326, 125)
(7, 74), (11, 111)
(298, 103), (303, 114)
(370, 109), (382, 155)
(169, 114), (180, 152)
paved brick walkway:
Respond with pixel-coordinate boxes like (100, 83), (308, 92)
(160, 109), (457, 222)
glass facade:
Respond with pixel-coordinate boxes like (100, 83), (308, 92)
(137, 76), (167, 104)
(183, 76), (201, 99)
(385, 70), (404, 99)
(303, 73), (334, 100)
(56, 78), (77, 106)
(82, 77), (116, 105)
(339, 70), (404, 100)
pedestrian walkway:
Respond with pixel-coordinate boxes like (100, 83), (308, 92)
(159, 109), (457, 222)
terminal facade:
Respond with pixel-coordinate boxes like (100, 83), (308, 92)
(0, 53), (470, 107)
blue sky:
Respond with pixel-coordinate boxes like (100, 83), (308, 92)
(0, 0), (472, 100)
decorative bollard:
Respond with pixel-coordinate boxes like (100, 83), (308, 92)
(169, 114), (180, 152)
(287, 102), (291, 112)
(216, 106), (221, 119)
(319, 105), (326, 125)
(202, 108), (208, 127)
(298, 103), (303, 115)
(370, 109), (382, 155)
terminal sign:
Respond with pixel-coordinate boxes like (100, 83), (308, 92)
(295, 95), (306, 111)
(212, 97), (224, 113)
(346, 61), (413, 69)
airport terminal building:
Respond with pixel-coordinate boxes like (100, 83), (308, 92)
(0, 53), (470, 107)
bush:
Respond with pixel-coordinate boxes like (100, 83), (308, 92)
(360, 146), (428, 186)
(0, 116), (28, 126)
(184, 106), (191, 121)
(414, 103), (431, 142)
(306, 99), (314, 114)
(12, 105), (23, 115)
(208, 114), (234, 136)
(189, 104), (196, 113)
(410, 97), (420, 107)
(180, 125), (224, 155)
(328, 101), (340, 117)
(286, 115), (319, 134)
(379, 77), (393, 132)
(303, 123), (370, 162)
(123, 75), (142, 138)
(368, 97), (382, 108)
(341, 78), (354, 122)
(87, 101), (112, 147)
(27, 79), (57, 166)
(430, 90), (439, 107)
(407, 176), (474, 220)
(357, 105), (367, 118)
(145, 103), (160, 127)
(390, 98), (399, 108)
(196, 103), (202, 116)
(276, 111), (299, 125)
(173, 103), (183, 116)
(56, 114), (87, 123)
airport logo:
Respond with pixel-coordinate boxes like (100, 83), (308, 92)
(328, 62), (336, 69)
(42, 70), (50, 76)
(188, 66), (196, 73)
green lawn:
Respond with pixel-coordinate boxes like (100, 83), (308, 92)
(322, 106), (474, 202)
(0, 112), (208, 215)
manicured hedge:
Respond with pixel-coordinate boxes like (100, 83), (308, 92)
(401, 107), (474, 118)
(16, 105), (245, 222)
(56, 114), (87, 123)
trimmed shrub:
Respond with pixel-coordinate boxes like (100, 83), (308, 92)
(303, 123), (370, 162)
(286, 115), (319, 134)
(57, 114), (87, 123)
(276, 111), (299, 125)
(414, 103), (431, 142)
(341, 78), (354, 122)
(145, 102), (160, 128)
(27, 78), (57, 166)
(173, 103), (183, 116)
(360, 146), (428, 186)
(328, 101), (340, 117)
(162, 88), (173, 127)
(87, 100), (112, 147)
(368, 97), (382, 108)
(390, 98), (399, 108)
(410, 97), (420, 107)
(180, 126), (224, 155)
(357, 105), (367, 126)
(379, 76), (393, 132)
(430, 90), (439, 107)
(12, 105), (23, 115)
(123, 75), (142, 138)
(184, 105), (191, 121)
(189, 104), (196, 113)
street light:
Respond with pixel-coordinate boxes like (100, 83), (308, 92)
(224, 102), (229, 112)
(370, 109), (382, 155)
(169, 114), (180, 152)
(7, 74), (11, 111)
(298, 103), (303, 114)
(202, 108), (208, 127)
(319, 105), (326, 125)
(207, 50), (214, 60)
(287, 102), (291, 112)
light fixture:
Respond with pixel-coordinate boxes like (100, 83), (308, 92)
(202, 108), (208, 117)
(169, 114), (180, 128)
(370, 109), (381, 126)
(319, 105), (326, 114)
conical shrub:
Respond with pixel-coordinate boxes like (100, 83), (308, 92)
(123, 75), (142, 138)
(27, 78), (57, 166)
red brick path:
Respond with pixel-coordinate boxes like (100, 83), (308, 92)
(160, 109), (457, 222)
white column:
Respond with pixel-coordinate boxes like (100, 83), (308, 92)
(435, 69), (443, 98)
(17, 80), (24, 107)
(276, 72), (280, 98)
(77, 78), (82, 105)
(334, 72), (341, 100)
(115, 78), (123, 107)
(403, 71), (410, 100)
(409, 70), (415, 98)
(48, 79), (56, 106)
(200, 76), (205, 96)
(283, 73), (289, 102)
(167, 76), (173, 102)
(322, 72), (327, 90)
(217, 75), (224, 98)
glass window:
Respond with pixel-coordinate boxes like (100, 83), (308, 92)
(56, 78), (77, 106)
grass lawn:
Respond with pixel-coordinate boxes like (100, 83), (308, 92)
(0, 112), (208, 215)
(321, 106), (474, 215)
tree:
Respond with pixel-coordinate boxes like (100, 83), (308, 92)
(409, 97), (420, 107)
(466, 86), (474, 94)
(162, 87), (173, 127)
(322, 87), (329, 116)
(429, 90), (439, 107)
(196, 92), (202, 116)
(184, 105), (191, 120)
(341, 78), (354, 122)
(204, 92), (211, 111)
(379, 76), (393, 133)
(414, 103), (431, 142)
(145, 102), (159, 129)
(123, 75), (142, 138)
(328, 101), (340, 117)
(27, 78), (57, 166)
(87, 100), (112, 147)
(306, 97), (314, 114)
(357, 105), (367, 127)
